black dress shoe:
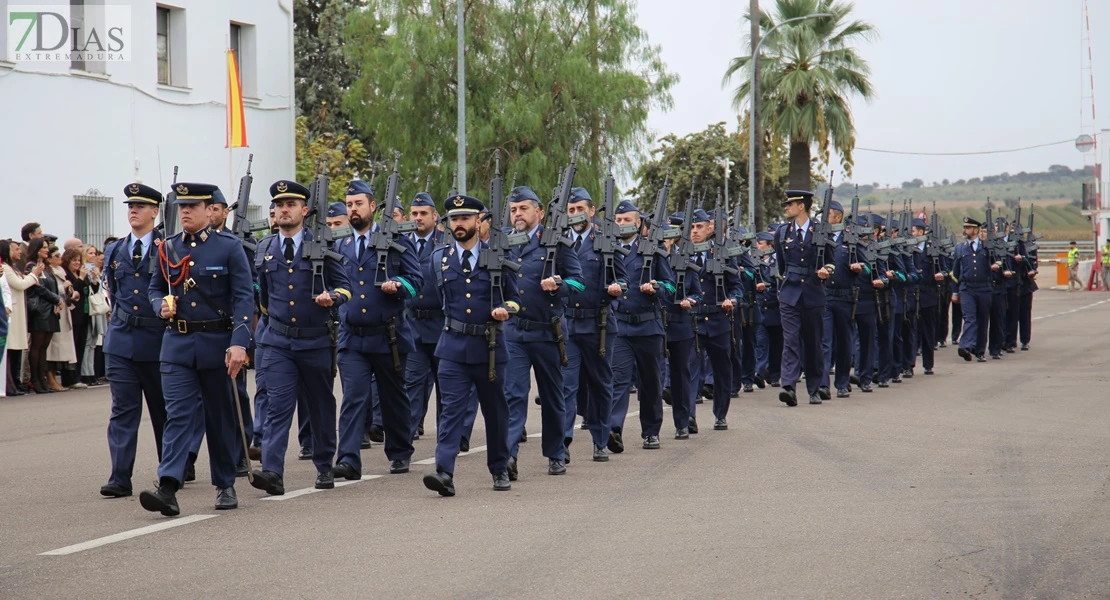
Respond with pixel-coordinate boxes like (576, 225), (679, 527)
(849, 374), (861, 386)
(215, 486), (238, 510)
(331, 462), (361, 480)
(184, 462), (196, 483)
(924, 369), (934, 375)
(817, 386), (831, 400)
(579, 421), (588, 430)
(642, 435), (660, 449)
(729, 390), (740, 398)
(607, 430), (624, 454)
(236, 456), (249, 477)
(533, 395), (541, 406)
(250, 470), (285, 495)
(418, 424), (425, 436)
(139, 478), (180, 516)
(688, 417), (699, 434)
(548, 458), (566, 475)
(779, 389), (798, 407)
(938, 340), (947, 348)
(492, 472), (511, 491)
(743, 384), (754, 393)
(519, 428), (528, 443)
(713, 418), (727, 430)
(1005, 346), (1016, 354)
(32, 385), (53, 394)
(891, 375), (902, 383)
(248, 445), (262, 461)
(700, 385), (713, 399)
(859, 382), (873, 393)
(991, 354), (1001, 360)
(1020, 344), (1029, 351)
(878, 381), (889, 388)
(507, 456), (519, 481)
(298, 446), (312, 460)
(770, 380), (780, 387)
(100, 483), (132, 498)
(957, 347), (972, 362)
(368, 424), (385, 444)
(754, 374), (766, 389)
(976, 355), (986, 363)
(871, 375), (879, 384)
(902, 369), (914, 379)
(390, 459), (410, 474)
(809, 394), (822, 405)
(360, 432), (372, 449)
(662, 387), (672, 405)
(315, 471), (335, 489)
(695, 396), (704, 404)
(592, 444), (609, 462)
(675, 428), (690, 440)
(564, 446), (570, 464)
(423, 471), (455, 496)
(836, 388), (850, 398)
(459, 437), (470, 453)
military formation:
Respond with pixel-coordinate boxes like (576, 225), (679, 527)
(96, 153), (1044, 515)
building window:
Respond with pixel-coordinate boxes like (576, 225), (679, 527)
(74, 191), (114, 250)
(229, 21), (257, 98)
(156, 5), (187, 87)
(156, 7), (170, 84)
(70, 0), (107, 74)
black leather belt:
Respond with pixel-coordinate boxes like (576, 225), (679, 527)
(410, 308), (444, 320)
(826, 288), (854, 299)
(761, 300), (779, 308)
(692, 305), (723, 315)
(513, 317), (554, 331)
(785, 265), (812, 277)
(446, 318), (490, 336)
(268, 320), (329, 339)
(566, 308), (600, 319)
(614, 310), (659, 324)
(169, 318), (231, 334)
(113, 307), (163, 329)
(345, 322), (390, 337)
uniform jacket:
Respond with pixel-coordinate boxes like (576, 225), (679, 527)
(431, 241), (521, 364)
(775, 220), (836, 310)
(950, 239), (993, 293)
(564, 230), (627, 337)
(335, 227), (423, 354)
(104, 230), (166, 361)
(692, 245), (744, 337)
(406, 228), (448, 345)
(614, 237), (674, 338)
(503, 225), (584, 343)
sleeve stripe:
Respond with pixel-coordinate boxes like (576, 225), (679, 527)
(396, 277), (417, 298)
(334, 288), (352, 301)
(566, 279), (586, 292)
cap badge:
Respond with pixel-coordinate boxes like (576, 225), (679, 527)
(454, 196), (464, 207)
(176, 184), (188, 195)
(277, 181), (289, 193)
(129, 184), (140, 194)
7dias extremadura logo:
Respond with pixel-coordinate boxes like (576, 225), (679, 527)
(8, 4), (131, 62)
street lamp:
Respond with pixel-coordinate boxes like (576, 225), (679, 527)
(748, 12), (831, 228)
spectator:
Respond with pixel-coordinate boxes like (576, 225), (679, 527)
(0, 264), (10, 398)
(47, 248), (79, 391)
(2, 239), (40, 396)
(1067, 241), (1082, 292)
(63, 238), (84, 254)
(62, 248), (96, 389)
(1101, 239), (1110, 292)
(23, 240), (63, 394)
(82, 245), (109, 385)
(20, 222), (42, 243)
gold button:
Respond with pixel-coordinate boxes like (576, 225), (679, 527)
(518, 258), (523, 263)
(134, 273), (140, 277)
(190, 242), (196, 248)
(191, 302), (197, 307)
(466, 293), (471, 298)
(622, 295), (628, 300)
(465, 279), (471, 284)
(362, 308), (367, 313)
(133, 305), (139, 310)
(288, 268), (294, 273)
(359, 281), (365, 286)
(520, 289), (525, 294)
(134, 289), (139, 294)
(213, 274), (218, 278)
(189, 261), (195, 266)
(289, 301), (295, 306)
(466, 309), (472, 314)
(360, 294), (366, 299)
(518, 274), (523, 278)
(801, 258), (805, 262)
(291, 318), (297, 323)
(418, 294), (424, 299)
(445, 327), (449, 331)
(359, 267), (364, 272)
(575, 303), (580, 307)
(801, 279), (805, 283)
(288, 285), (294, 290)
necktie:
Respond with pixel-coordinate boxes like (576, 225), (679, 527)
(131, 239), (143, 268)
(696, 253), (705, 268)
(417, 238), (426, 256)
(623, 243), (631, 251)
(573, 236), (582, 251)
(461, 249), (473, 273)
(358, 235), (367, 261)
(284, 237), (295, 262)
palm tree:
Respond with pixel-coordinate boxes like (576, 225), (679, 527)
(724, 0), (876, 191)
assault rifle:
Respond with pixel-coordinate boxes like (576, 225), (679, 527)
(813, 171), (836, 269)
(1024, 205), (1043, 253)
(302, 158), (345, 296)
(595, 157), (633, 356)
(669, 178), (706, 303)
(638, 172), (676, 285)
(369, 152), (417, 286)
(479, 151), (524, 381)
(229, 153), (256, 252)
(160, 166), (180, 238)
(538, 145), (586, 285)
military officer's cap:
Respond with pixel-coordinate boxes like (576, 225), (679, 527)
(783, 189), (815, 206)
(827, 200), (844, 213)
(269, 201), (276, 209)
(172, 182), (220, 205)
(444, 194), (485, 216)
(615, 199), (640, 215)
(211, 189), (228, 205)
(568, 187), (592, 203)
(691, 208), (711, 223)
(346, 179), (374, 198)
(889, 222), (901, 233)
(756, 231), (775, 242)
(668, 212), (685, 226)
(269, 180), (310, 202)
(509, 186), (540, 203)
(854, 215), (872, 227)
(963, 216), (982, 228)
(868, 214), (886, 227)
(912, 218), (928, 229)
(328, 202), (347, 217)
(122, 183), (162, 206)
(411, 192), (435, 207)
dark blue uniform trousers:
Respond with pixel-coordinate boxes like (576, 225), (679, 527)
(666, 337), (694, 430)
(958, 290), (990, 355)
(695, 331), (732, 420)
(1018, 292), (1034, 345)
(105, 355), (167, 490)
(901, 311), (918, 371)
(916, 308), (937, 370)
(827, 300), (855, 390)
(436, 359), (509, 475)
(735, 318), (757, 387)
(337, 349), (414, 470)
(988, 292), (1006, 356)
(253, 345), (312, 449)
(853, 312), (876, 384)
(1004, 286), (1020, 348)
(406, 342), (440, 435)
(157, 363), (238, 487)
(562, 331), (615, 449)
(262, 346), (337, 476)
(876, 308), (895, 383)
(950, 301), (963, 344)
(505, 340), (567, 460)
(779, 302), (825, 396)
(610, 335), (664, 437)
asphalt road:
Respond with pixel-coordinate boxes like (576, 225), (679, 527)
(1, 291), (1108, 599)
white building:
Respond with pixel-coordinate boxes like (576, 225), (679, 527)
(0, 0), (295, 249)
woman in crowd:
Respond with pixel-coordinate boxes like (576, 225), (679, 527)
(81, 245), (109, 386)
(1, 240), (39, 396)
(61, 248), (97, 388)
(46, 247), (79, 391)
(0, 264), (11, 398)
(22, 239), (62, 394)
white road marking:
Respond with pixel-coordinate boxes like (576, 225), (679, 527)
(1032, 298), (1110, 321)
(40, 514), (218, 556)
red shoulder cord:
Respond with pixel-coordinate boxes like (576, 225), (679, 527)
(158, 239), (191, 288)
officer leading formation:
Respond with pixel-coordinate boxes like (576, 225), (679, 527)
(97, 155), (1041, 514)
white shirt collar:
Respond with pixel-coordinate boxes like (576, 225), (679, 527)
(131, 230), (154, 257)
(797, 218), (811, 233)
(454, 242), (478, 268)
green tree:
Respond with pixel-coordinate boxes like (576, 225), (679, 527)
(723, 0), (876, 191)
(343, 0), (676, 209)
(294, 116), (369, 202)
(295, 0), (363, 139)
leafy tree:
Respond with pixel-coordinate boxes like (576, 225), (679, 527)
(942, 178), (950, 186)
(295, 0), (363, 139)
(344, 0), (676, 209)
(294, 116), (369, 202)
(724, 0), (876, 190)
(901, 179), (923, 189)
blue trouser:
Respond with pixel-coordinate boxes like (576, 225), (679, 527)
(157, 363), (237, 488)
(854, 312), (876, 384)
(105, 355), (166, 490)
(696, 331), (733, 420)
(739, 320), (757, 386)
(988, 292), (1006, 356)
(504, 340), (566, 460)
(950, 301), (963, 344)
(609, 335), (665, 437)
(689, 343), (703, 419)
(729, 316), (742, 394)
(958, 290), (991, 355)
(337, 349), (414, 471)
(828, 300), (854, 390)
(561, 331), (615, 449)
(666, 337), (694, 430)
(406, 342), (440, 435)
(761, 324), (783, 383)
(901, 310), (918, 371)
(436, 359), (509, 476)
(891, 308), (905, 373)
(755, 323), (769, 377)
(1004, 286), (1020, 348)
(821, 308), (834, 377)
(1018, 292), (1033, 345)
(254, 343), (311, 448)
(261, 345), (337, 477)
(780, 302), (825, 396)
(366, 373), (382, 430)
(916, 306), (937, 370)
(876, 307), (895, 383)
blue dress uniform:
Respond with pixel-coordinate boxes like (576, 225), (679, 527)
(1016, 239), (1038, 349)
(732, 230), (761, 393)
(503, 186), (584, 474)
(1002, 230), (1022, 352)
(755, 231), (783, 385)
(425, 194), (520, 495)
(775, 191), (836, 405)
(986, 232), (1011, 359)
(899, 237), (922, 376)
(950, 217), (992, 361)
(912, 220), (942, 374)
(560, 198), (627, 457)
(251, 180), (352, 495)
(332, 201), (423, 478)
(824, 216), (873, 396)
(140, 182), (255, 516)
(870, 217), (897, 386)
(884, 229), (909, 382)
(664, 225), (703, 436)
(100, 183), (168, 497)
(404, 193), (449, 438)
(609, 206), (676, 448)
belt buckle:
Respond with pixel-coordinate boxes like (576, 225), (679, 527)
(176, 320), (188, 334)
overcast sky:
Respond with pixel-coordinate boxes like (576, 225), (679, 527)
(634, 0), (1110, 187)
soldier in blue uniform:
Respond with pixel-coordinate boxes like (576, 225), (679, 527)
(1015, 230), (1038, 351)
(139, 182), (255, 516)
(608, 201), (676, 450)
(332, 181), (423, 480)
(503, 186), (584, 479)
(869, 216), (896, 387)
(249, 180), (353, 495)
(776, 190), (835, 406)
(911, 218), (944, 375)
(561, 188), (626, 461)
(663, 216), (702, 439)
(824, 205), (873, 398)
(884, 223), (908, 383)
(986, 222), (1012, 360)
(898, 225), (921, 379)
(754, 231), (783, 386)
(950, 217), (993, 362)
(99, 183), (168, 498)
(422, 194), (519, 496)
(1001, 221), (1022, 353)
(732, 227), (762, 394)
(327, 201), (349, 230)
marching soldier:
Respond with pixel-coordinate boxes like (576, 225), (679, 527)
(503, 186), (584, 478)
(754, 231), (783, 387)
(139, 182), (254, 516)
(986, 222), (1012, 360)
(249, 180), (352, 495)
(663, 215), (702, 439)
(404, 192), (448, 442)
(732, 227), (762, 394)
(332, 182), (423, 480)
(1016, 229), (1038, 351)
(951, 216), (992, 362)
(99, 183), (168, 498)
(870, 216), (897, 387)
(886, 222), (909, 383)
(422, 194), (519, 496)
(824, 204), (872, 398)
(911, 218), (944, 375)
(898, 224), (921, 378)
(327, 202), (349, 230)
(1002, 221), (1022, 353)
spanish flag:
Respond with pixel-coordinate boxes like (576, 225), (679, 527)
(226, 49), (248, 148)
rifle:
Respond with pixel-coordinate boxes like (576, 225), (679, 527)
(229, 154), (256, 252)
(479, 151), (525, 381)
(709, 192), (740, 348)
(637, 171), (676, 286)
(813, 171), (835, 269)
(595, 157), (633, 357)
(302, 159), (344, 376)
(1024, 205), (1043, 253)
(369, 152), (418, 289)
(670, 178), (706, 303)
(160, 166), (180, 238)
(538, 144), (586, 286)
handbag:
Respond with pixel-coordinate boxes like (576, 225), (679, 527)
(88, 286), (110, 316)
